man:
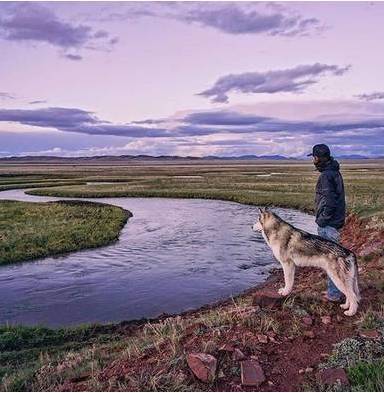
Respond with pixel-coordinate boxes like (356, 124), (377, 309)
(308, 144), (346, 302)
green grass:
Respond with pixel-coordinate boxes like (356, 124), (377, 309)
(17, 161), (383, 225)
(0, 200), (131, 265)
(348, 358), (384, 391)
(0, 323), (127, 391)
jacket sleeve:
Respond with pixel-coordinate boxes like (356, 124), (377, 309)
(316, 173), (338, 227)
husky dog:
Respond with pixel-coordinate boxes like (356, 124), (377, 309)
(252, 208), (360, 316)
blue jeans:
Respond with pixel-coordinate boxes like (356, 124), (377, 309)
(317, 225), (344, 300)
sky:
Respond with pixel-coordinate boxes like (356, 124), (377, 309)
(1, 0), (384, 158)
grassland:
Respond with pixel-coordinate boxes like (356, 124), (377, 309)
(16, 159), (383, 224)
(0, 200), (130, 265)
(0, 158), (383, 391)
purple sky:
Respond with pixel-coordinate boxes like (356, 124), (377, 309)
(1, 1), (384, 158)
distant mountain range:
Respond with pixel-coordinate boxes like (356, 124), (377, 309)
(0, 154), (295, 162)
(0, 154), (381, 162)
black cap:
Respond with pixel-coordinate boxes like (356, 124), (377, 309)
(307, 144), (331, 157)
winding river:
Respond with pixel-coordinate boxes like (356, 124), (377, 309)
(0, 189), (316, 327)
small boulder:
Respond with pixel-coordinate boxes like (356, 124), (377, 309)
(240, 360), (266, 387)
(187, 353), (217, 383)
(252, 289), (284, 309)
(321, 316), (332, 325)
(359, 329), (381, 339)
(219, 343), (235, 352)
(303, 316), (313, 326)
(232, 348), (247, 361)
(319, 368), (349, 386)
(303, 330), (315, 339)
(256, 334), (268, 344)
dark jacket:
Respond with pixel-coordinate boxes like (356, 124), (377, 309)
(315, 158), (346, 229)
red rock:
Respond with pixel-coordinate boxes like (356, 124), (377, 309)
(303, 330), (315, 339)
(303, 316), (313, 326)
(257, 334), (268, 343)
(321, 316), (332, 325)
(319, 368), (349, 386)
(359, 329), (381, 339)
(219, 343), (235, 352)
(232, 348), (247, 361)
(252, 289), (284, 308)
(336, 315), (343, 322)
(187, 353), (217, 383)
(240, 360), (266, 387)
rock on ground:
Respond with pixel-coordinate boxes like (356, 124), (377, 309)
(319, 368), (349, 387)
(240, 360), (266, 387)
(186, 353), (217, 383)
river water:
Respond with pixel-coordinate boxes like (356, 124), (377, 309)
(0, 189), (316, 327)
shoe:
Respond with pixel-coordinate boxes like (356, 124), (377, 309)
(322, 293), (344, 303)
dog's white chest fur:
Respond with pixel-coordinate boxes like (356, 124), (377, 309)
(262, 231), (281, 261)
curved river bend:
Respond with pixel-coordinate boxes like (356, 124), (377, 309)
(0, 189), (316, 327)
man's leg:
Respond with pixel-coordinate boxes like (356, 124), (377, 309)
(317, 226), (344, 301)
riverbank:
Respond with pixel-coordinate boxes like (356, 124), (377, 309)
(0, 200), (131, 265)
(1, 213), (383, 391)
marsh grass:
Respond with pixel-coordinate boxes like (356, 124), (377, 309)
(0, 200), (130, 264)
(18, 161), (384, 226)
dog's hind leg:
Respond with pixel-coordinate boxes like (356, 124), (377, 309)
(278, 260), (295, 296)
(352, 263), (361, 302)
(340, 298), (350, 310)
(328, 271), (358, 316)
(344, 283), (359, 316)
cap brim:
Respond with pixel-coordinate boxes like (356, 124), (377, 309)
(307, 153), (313, 157)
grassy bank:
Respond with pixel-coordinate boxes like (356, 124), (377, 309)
(22, 160), (384, 224)
(0, 200), (131, 265)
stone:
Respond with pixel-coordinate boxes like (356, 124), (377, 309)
(240, 360), (266, 387)
(232, 348), (247, 361)
(298, 369), (305, 374)
(336, 315), (343, 322)
(303, 330), (315, 339)
(187, 353), (217, 383)
(256, 334), (268, 344)
(219, 343), (235, 352)
(321, 316), (332, 325)
(319, 368), (349, 386)
(359, 329), (381, 339)
(303, 316), (313, 326)
(305, 367), (314, 373)
(252, 289), (284, 309)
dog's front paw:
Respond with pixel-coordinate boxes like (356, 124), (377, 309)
(278, 287), (290, 296)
